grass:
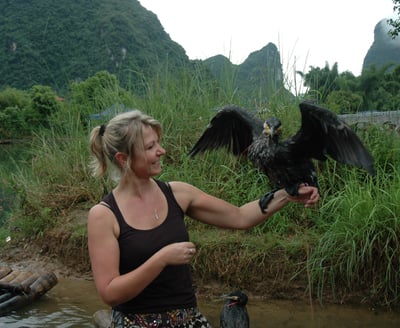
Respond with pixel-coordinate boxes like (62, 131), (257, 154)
(309, 163), (400, 305)
(1, 68), (400, 307)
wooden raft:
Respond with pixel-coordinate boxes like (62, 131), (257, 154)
(0, 264), (58, 316)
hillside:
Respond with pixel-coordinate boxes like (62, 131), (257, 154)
(203, 43), (289, 101)
(0, 0), (189, 92)
(363, 18), (400, 71)
(0, 0), (288, 102)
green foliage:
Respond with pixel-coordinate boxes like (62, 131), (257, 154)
(325, 90), (363, 114)
(387, 0), (400, 37)
(299, 62), (400, 111)
(0, 84), (62, 138)
(0, 87), (29, 110)
(310, 168), (400, 305)
(12, 207), (55, 238)
(28, 85), (61, 126)
(0, 106), (29, 138)
(0, 0), (190, 92)
(0, 88), (30, 138)
(69, 70), (133, 126)
(0, 65), (400, 306)
(30, 85), (59, 116)
(298, 62), (340, 103)
(0, 85), (62, 139)
(0, 0), (399, 306)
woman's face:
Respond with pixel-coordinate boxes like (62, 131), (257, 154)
(131, 125), (166, 177)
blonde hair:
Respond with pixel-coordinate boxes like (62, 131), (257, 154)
(89, 109), (162, 181)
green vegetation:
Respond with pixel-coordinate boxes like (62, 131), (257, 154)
(0, 0), (189, 93)
(1, 0), (400, 309)
(298, 62), (400, 111)
(0, 66), (399, 308)
(388, 0), (400, 37)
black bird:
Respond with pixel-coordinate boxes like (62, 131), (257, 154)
(220, 290), (249, 328)
(189, 102), (375, 202)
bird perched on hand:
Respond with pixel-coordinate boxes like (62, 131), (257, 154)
(189, 101), (375, 211)
(220, 290), (249, 328)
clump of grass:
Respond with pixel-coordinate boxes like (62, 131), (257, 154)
(3, 122), (100, 241)
(309, 165), (400, 305)
(190, 229), (308, 292)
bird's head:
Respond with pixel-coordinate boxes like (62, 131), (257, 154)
(222, 290), (248, 307)
(263, 117), (282, 138)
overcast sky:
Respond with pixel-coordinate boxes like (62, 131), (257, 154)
(139, 0), (396, 79)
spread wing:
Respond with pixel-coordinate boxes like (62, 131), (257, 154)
(188, 105), (264, 157)
(288, 101), (375, 175)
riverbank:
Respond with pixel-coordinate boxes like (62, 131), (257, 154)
(0, 230), (368, 306)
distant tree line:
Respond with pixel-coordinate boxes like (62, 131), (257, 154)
(1, 62), (400, 140)
(0, 71), (129, 140)
(298, 62), (400, 113)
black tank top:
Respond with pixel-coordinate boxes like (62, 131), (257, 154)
(101, 179), (196, 314)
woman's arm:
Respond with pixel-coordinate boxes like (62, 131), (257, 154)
(170, 181), (319, 229)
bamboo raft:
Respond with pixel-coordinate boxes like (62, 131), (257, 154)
(0, 264), (58, 316)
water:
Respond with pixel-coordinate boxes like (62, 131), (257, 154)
(1, 278), (400, 327)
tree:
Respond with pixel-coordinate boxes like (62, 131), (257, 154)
(0, 106), (28, 139)
(69, 71), (131, 126)
(0, 88), (30, 139)
(26, 85), (60, 127)
(0, 87), (29, 111)
(359, 64), (399, 110)
(297, 62), (339, 103)
(388, 0), (400, 37)
(325, 90), (363, 114)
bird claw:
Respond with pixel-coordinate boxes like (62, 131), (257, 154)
(285, 185), (300, 196)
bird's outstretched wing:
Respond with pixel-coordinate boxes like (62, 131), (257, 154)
(288, 101), (375, 175)
(188, 105), (264, 157)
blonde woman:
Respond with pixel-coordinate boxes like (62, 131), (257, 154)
(88, 109), (319, 328)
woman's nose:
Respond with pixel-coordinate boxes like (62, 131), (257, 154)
(157, 146), (166, 155)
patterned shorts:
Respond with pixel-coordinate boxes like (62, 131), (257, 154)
(110, 307), (213, 328)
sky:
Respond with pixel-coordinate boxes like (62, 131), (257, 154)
(138, 0), (396, 80)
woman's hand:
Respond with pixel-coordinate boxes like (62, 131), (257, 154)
(159, 241), (197, 265)
(287, 185), (320, 208)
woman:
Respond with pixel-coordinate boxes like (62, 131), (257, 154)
(88, 109), (319, 328)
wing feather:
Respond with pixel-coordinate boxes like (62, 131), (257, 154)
(289, 101), (375, 175)
(188, 105), (263, 157)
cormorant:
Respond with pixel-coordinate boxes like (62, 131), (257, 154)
(189, 102), (375, 208)
(220, 290), (249, 328)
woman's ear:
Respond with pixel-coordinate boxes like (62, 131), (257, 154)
(114, 152), (128, 168)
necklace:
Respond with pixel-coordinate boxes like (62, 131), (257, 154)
(151, 182), (160, 220)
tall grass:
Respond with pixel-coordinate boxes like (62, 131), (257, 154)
(1, 65), (400, 306)
(309, 128), (400, 305)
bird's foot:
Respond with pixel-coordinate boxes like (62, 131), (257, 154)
(285, 184), (300, 196)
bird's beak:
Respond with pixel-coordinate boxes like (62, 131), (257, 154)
(263, 123), (271, 136)
(222, 294), (239, 301)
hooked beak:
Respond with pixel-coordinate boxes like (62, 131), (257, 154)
(222, 294), (239, 301)
(263, 122), (271, 136)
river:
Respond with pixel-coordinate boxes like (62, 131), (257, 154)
(0, 278), (400, 327)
